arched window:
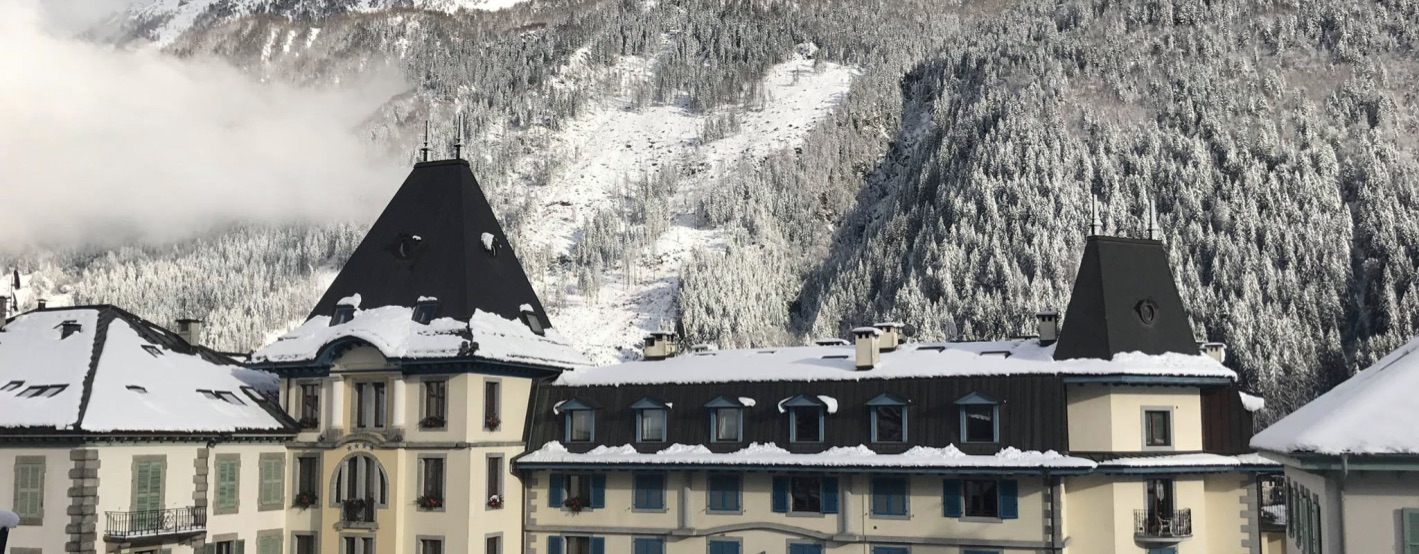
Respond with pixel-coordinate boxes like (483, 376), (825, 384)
(332, 454), (389, 506)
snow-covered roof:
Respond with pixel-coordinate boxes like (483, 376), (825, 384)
(0, 306), (293, 434)
(1252, 334), (1419, 456)
(519, 441), (1095, 471)
(251, 304), (588, 370)
(555, 339), (1235, 386)
(1096, 453), (1279, 469)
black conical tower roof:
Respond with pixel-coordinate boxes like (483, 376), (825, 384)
(309, 159), (549, 326)
(1053, 235), (1198, 360)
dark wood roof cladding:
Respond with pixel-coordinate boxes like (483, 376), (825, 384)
(1202, 384), (1257, 454)
(528, 375), (1071, 455)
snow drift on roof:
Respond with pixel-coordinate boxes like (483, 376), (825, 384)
(555, 339), (1234, 386)
(1252, 334), (1419, 456)
(252, 304), (587, 369)
(520, 441), (1095, 469)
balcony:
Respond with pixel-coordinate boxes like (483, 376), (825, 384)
(338, 498), (377, 529)
(1134, 508), (1192, 543)
(104, 507), (206, 543)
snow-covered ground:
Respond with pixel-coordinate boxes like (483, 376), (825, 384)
(522, 51), (856, 364)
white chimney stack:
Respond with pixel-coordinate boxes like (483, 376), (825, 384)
(176, 318), (204, 347)
(643, 331), (680, 361)
(852, 327), (882, 370)
(1202, 342), (1226, 363)
(873, 322), (904, 352)
(1036, 310), (1059, 344)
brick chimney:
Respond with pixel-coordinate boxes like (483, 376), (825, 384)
(853, 327), (882, 370)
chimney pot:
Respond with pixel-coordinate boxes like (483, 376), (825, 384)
(1036, 310), (1060, 345)
(643, 331), (680, 361)
(36, 299), (47, 309)
(872, 322), (905, 352)
(852, 326), (883, 370)
(176, 318), (204, 347)
(1202, 342), (1226, 363)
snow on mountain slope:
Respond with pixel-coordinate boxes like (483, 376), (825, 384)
(527, 51), (857, 364)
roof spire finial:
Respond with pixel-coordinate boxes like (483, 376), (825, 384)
(420, 119), (431, 162)
(1089, 194), (1102, 236)
(1145, 190), (1159, 241)
(453, 112), (464, 160)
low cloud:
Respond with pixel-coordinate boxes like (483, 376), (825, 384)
(0, 0), (408, 246)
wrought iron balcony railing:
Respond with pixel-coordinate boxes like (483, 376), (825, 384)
(340, 498), (376, 524)
(1134, 508), (1192, 540)
(104, 506), (206, 540)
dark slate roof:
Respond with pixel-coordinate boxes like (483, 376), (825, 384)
(309, 159), (549, 326)
(1053, 236), (1198, 360)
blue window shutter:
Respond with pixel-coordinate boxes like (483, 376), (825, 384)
(943, 479), (962, 518)
(547, 537), (563, 554)
(590, 475), (606, 508)
(772, 477), (789, 513)
(1000, 479), (1019, 519)
(549, 474), (564, 507)
(590, 537), (605, 554)
(822, 477), (840, 514)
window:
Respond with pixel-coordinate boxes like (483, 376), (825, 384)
(772, 476), (839, 515)
(299, 383), (320, 428)
(214, 454), (240, 514)
(332, 304), (355, 326)
(131, 457), (164, 530)
(788, 543), (823, 554)
(485, 536), (502, 554)
(420, 457), (445, 509)
(548, 536), (603, 554)
(293, 534), (317, 554)
(707, 475), (742, 512)
(1144, 409), (1173, 447)
(872, 547), (910, 554)
(13, 456), (44, 525)
(549, 474), (604, 511)
(215, 391), (245, 405)
(782, 395), (827, 443)
(633, 474), (666, 511)
(487, 455), (505, 508)
(632, 397), (669, 442)
(956, 392), (999, 443)
(296, 456), (320, 498)
(712, 408), (741, 442)
(413, 300), (439, 324)
(355, 381), (387, 429)
(522, 309), (545, 335)
(422, 380), (447, 429)
(868, 393), (908, 443)
(707, 539), (741, 554)
(484, 380), (502, 429)
(871, 476), (908, 516)
(18, 384), (67, 398)
(419, 538), (443, 554)
(259, 453), (285, 510)
(1402, 508), (1419, 554)
(633, 537), (665, 554)
(943, 478), (1018, 520)
(341, 536), (375, 554)
(258, 532), (283, 554)
(1, 380), (22, 392)
(213, 540), (243, 554)
(334, 454), (388, 506)
(560, 399), (594, 443)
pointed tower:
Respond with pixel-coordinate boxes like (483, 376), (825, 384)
(1052, 235), (1197, 360)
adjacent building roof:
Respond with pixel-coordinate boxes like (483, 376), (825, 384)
(253, 158), (588, 369)
(1252, 334), (1419, 456)
(554, 339), (1235, 387)
(0, 306), (294, 435)
(1053, 236), (1200, 360)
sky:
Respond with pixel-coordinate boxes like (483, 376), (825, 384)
(0, 0), (408, 246)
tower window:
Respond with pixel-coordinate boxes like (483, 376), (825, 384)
(331, 304), (356, 326)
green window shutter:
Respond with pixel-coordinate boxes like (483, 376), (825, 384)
(235, 539), (246, 554)
(217, 460), (239, 509)
(205, 544), (217, 554)
(260, 457), (284, 507)
(133, 461), (164, 512)
(1403, 508), (1419, 554)
(160, 549), (172, 554)
(14, 462), (44, 522)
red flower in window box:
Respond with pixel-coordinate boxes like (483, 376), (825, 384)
(563, 496), (588, 514)
(485, 416), (501, 430)
(415, 494), (443, 510)
(292, 491), (318, 510)
(487, 495), (503, 509)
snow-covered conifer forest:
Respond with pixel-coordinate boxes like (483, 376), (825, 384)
(6, 0), (1419, 422)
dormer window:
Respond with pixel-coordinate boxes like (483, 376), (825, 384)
(706, 396), (747, 443)
(781, 395), (827, 443)
(631, 397), (669, 443)
(413, 299), (439, 324)
(331, 304), (356, 326)
(520, 305), (545, 336)
(956, 392), (999, 443)
(58, 320), (82, 339)
(557, 399), (595, 443)
(867, 393), (909, 443)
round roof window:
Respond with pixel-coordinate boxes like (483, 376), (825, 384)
(1135, 298), (1160, 326)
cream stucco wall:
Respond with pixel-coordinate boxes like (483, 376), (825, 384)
(0, 447), (73, 554)
(1282, 466), (1419, 554)
(206, 443), (291, 549)
(1065, 385), (1202, 452)
(1062, 472), (1253, 554)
